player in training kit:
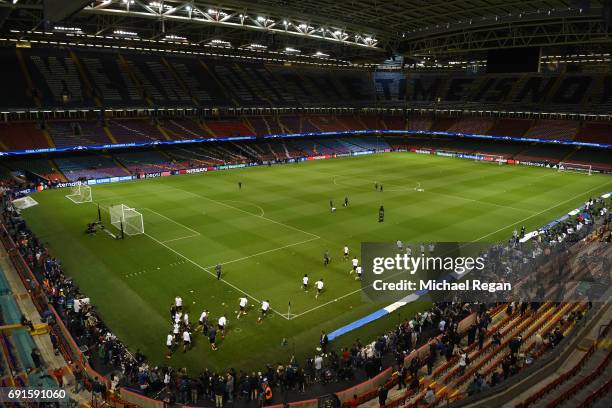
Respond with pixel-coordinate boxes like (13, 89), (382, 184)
(343, 245), (349, 260)
(182, 330), (191, 352)
(258, 300), (270, 323)
(237, 297), (248, 319)
(315, 279), (324, 299)
(199, 309), (209, 335)
(351, 256), (359, 274)
(323, 250), (331, 266)
(344, 196), (349, 207)
(379, 205), (385, 223)
(209, 327), (217, 350)
(173, 322), (180, 342)
(166, 332), (174, 358)
(218, 315), (227, 338)
(216, 264), (222, 280)
(238, 181), (242, 190)
(303, 274), (309, 290)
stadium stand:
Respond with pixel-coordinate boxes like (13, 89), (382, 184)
(487, 119), (534, 137)
(115, 150), (184, 173)
(523, 120), (580, 140)
(447, 117), (495, 134)
(0, 123), (51, 151)
(0, 48), (36, 109)
(54, 155), (128, 181)
(107, 118), (165, 143)
(406, 116), (433, 131)
(46, 121), (111, 147)
(574, 122), (612, 144)
(4, 158), (65, 181)
(204, 119), (256, 138)
(159, 117), (211, 139)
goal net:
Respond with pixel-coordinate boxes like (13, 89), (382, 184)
(65, 184), (92, 203)
(558, 162), (592, 176)
(109, 204), (144, 236)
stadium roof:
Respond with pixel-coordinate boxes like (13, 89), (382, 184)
(1, 0), (610, 62)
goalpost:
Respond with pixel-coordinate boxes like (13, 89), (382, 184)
(557, 162), (592, 176)
(109, 204), (145, 236)
(65, 184), (92, 204)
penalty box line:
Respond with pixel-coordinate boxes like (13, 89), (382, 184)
(140, 207), (202, 243)
(94, 202), (291, 320)
(143, 231), (291, 321)
(163, 185), (321, 240)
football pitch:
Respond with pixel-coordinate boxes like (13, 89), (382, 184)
(21, 152), (612, 371)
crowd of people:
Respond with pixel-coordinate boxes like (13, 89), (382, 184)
(0, 180), (609, 407)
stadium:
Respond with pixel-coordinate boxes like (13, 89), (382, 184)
(0, 0), (610, 407)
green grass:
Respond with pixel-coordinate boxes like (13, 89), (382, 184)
(21, 153), (611, 373)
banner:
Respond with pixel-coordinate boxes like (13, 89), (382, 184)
(1, 128), (609, 157)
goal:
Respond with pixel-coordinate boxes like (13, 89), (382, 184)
(558, 162), (592, 176)
(65, 184), (92, 204)
(109, 204), (144, 236)
(481, 155), (507, 165)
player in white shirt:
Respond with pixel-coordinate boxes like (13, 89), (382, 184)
(183, 313), (189, 326)
(355, 265), (362, 280)
(315, 278), (324, 299)
(166, 332), (174, 358)
(343, 245), (349, 260)
(351, 257), (359, 274)
(237, 297), (248, 319)
(173, 322), (180, 339)
(258, 300), (270, 323)
(175, 296), (183, 310)
(396, 240), (403, 251)
(198, 309), (209, 334)
(302, 274), (309, 291)
(174, 311), (182, 324)
(182, 330), (191, 352)
(218, 315), (227, 338)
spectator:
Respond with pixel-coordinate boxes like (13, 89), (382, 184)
(377, 385), (388, 407)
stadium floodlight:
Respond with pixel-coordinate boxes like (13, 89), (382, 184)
(557, 162), (592, 175)
(209, 39), (231, 47)
(114, 29), (138, 37)
(110, 204), (144, 236)
(163, 34), (187, 42)
(66, 184), (92, 204)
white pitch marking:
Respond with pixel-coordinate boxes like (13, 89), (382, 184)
(164, 185), (321, 239)
(161, 234), (201, 244)
(471, 182), (612, 243)
(204, 236), (320, 269)
(143, 231), (290, 320)
(142, 207), (201, 236)
(221, 200), (266, 217)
